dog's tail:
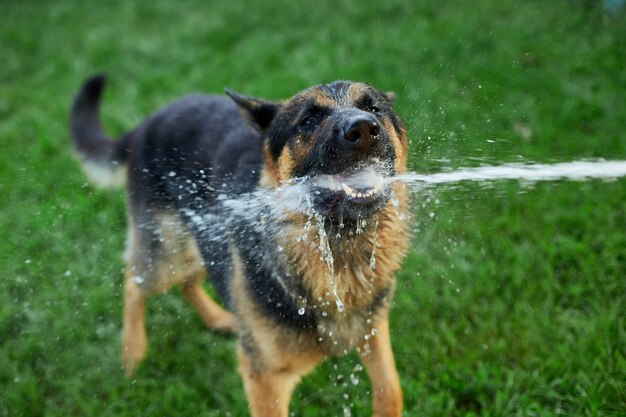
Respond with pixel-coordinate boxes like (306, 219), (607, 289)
(70, 74), (132, 188)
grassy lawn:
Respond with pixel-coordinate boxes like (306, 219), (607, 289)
(1, 0), (625, 416)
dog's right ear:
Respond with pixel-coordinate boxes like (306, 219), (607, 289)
(225, 89), (281, 132)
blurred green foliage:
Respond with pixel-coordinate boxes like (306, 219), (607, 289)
(1, 0), (625, 416)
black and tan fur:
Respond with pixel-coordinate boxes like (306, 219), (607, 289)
(70, 75), (410, 417)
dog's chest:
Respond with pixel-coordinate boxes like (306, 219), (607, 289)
(311, 308), (380, 356)
(277, 252), (393, 356)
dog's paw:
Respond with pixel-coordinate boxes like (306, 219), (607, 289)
(121, 338), (146, 377)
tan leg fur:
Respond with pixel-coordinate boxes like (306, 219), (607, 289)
(359, 318), (403, 417)
(180, 274), (237, 334)
(238, 345), (304, 417)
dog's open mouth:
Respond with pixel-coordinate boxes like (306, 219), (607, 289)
(306, 162), (393, 220)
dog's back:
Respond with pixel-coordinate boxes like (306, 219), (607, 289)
(70, 74), (263, 198)
(71, 75), (263, 300)
(71, 76), (252, 374)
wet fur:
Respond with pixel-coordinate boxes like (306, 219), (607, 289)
(70, 75), (410, 416)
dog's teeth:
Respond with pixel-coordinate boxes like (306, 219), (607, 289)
(343, 181), (383, 199)
(342, 182), (354, 195)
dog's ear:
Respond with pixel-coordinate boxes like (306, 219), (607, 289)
(225, 89), (281, 131)
(383, 91), (396, 105)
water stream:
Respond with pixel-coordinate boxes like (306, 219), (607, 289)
(391, 160), (626, 189)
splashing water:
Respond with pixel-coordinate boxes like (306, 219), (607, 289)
(216, 160), (626, 225)
(181, 159), (626, 315)
(316, 214), (345, 312)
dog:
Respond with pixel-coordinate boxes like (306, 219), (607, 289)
(70, 74), (411, 417)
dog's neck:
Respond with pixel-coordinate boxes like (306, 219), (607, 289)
(275, 182), (411, 315)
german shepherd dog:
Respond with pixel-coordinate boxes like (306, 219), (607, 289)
(70, 74), (410, 417)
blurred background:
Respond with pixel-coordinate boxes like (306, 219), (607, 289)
(1, 0), (625, 416)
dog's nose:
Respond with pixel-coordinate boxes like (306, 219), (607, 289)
(343, 116), (380, 148)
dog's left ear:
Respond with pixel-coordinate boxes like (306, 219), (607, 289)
(383, 91), (396, 105)
(225, 89), (281, 131)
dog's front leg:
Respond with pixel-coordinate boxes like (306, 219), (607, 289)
(359, 318), (403, 417)
(237, 344), (300, 417)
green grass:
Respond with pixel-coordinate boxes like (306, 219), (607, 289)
(1, 0), (625, 415)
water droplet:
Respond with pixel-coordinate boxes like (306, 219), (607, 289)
(315, 214), (344, 313)
(349, 373), (359, 385)
(298, 307), (305, 315)
(355, 216), (363, 234)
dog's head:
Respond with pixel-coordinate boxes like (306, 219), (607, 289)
(226, 81), (407, 222)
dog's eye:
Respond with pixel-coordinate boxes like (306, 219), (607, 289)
(369, 105), (381, 114)
(299, 115), (318, 128)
